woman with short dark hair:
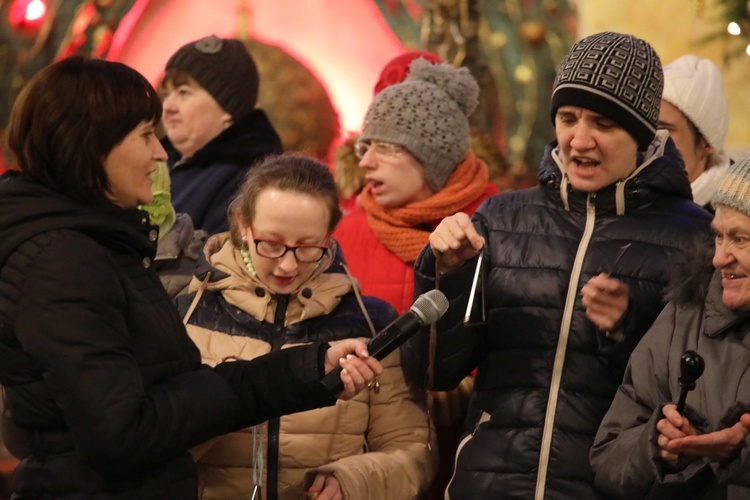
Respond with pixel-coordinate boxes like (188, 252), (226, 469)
(0, 56), (380, 499)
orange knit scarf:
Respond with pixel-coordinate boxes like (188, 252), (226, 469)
(360, 151), (490, 264)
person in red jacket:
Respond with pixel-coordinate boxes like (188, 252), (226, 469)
(335, 50), (444, 217)
(333, 57), (498, 497)
(334, 58), (497, 314)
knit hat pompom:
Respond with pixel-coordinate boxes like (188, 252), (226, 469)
(550, 31), (663, 151)
(359, 60), (480, 192)
(711, 155), (750, 216)
(165, 35), (258, 121)
(406, 58), (479, 117)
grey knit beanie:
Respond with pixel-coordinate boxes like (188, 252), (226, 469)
(358, 58), (479, 191)
(550, 32), (663, 151)
(166, 35), (259, 121)
(711, 155), (750, 216)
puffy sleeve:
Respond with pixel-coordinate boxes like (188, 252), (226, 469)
(405, 207), (489, 391)
(14, 231), (331, 480)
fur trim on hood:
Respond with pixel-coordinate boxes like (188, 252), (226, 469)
(664, 232), (715, 306)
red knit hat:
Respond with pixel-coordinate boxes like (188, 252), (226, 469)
(373, 50), (443, 95)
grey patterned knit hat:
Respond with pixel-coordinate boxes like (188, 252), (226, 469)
(166, 35), (259, 121)
(358, 58), (479, 191)
(711, 155), (750, 215)
(550, 32), (663, 151)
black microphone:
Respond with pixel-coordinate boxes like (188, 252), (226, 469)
(676, 350), (704, 415)
(321, 289), (449, 395)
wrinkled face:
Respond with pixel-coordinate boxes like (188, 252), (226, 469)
(161, 79), (232, 158)
(712, 206), (750, 310)
(357, 140), (435, 208)
(555, 106), (639, 193)
(236, 188), (331, 295)
(658, 100), (711, 183)
(103, 121), (167, 209)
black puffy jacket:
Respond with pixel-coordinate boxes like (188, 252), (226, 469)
(412, 133), (713, 499)
(0, 172), (334, 498)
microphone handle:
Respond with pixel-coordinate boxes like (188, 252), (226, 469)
(366, 312), (423, 360)
(675, 388), (688, 415)
(320, 312), (425, 395)
(320, 365), (346, 395)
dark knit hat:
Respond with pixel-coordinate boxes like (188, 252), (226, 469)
(166, 35), (259, 121)
(359, 59), (479, 192)
(550, 32), (663, 150)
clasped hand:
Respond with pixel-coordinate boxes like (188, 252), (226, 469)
(656, 404), (750, 464)
(324, 339), (382, 400)
(429, 212), (484, 273)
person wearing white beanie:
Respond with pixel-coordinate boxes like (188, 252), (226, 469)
(659, 54), (731, 209)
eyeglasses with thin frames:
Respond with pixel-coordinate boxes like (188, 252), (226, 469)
(250, 225), (329, 263)
(354, 140), (407, 160)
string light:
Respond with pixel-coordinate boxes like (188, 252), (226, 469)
(728, 21), (742, 35)
(8, 0), (48, 30)
(25, 0), (47, 22)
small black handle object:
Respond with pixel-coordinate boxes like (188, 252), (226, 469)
(675, 350), (705, 414)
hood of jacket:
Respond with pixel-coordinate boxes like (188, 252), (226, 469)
(700, 271), (750, 338)
(187, 233), (355, 326)
(538, 130), (694, 216)
(0, 171), (155, 268)
(665, 231), (716, 307)
(163, 109), (283, 168)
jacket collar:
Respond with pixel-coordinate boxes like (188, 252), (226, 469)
(163, 109), (283, 169)
(540, 130), (693, 216)
(0, 171), (157, 266)
(702, 271), (750, 338)
(189, 233), (354, 326)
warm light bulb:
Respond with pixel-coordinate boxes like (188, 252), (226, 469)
(746, 43), (750, 56)
(25, 0), (46, 21)
(8, 0), (47, 30)
(728, 22), (742, 35)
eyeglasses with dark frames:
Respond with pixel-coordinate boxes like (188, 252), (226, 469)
(250, 226), (329, 263)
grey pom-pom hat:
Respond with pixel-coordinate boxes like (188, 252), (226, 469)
(358, 58), (479, 191)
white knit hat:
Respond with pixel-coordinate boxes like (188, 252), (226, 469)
(662, 55), (728, 155)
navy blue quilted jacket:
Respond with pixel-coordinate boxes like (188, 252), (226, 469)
(411, 133), (713, 499)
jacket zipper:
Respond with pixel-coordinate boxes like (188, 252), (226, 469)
(444, 411), (491, 499)
(534, 192), (597, 499)
(267, 294), (289, 500)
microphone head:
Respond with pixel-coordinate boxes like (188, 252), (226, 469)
(410, 289), (449, 325)
(679, 350), (705, 388)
